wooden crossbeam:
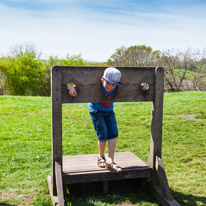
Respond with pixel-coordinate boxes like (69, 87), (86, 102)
(57, 66), (156, 103)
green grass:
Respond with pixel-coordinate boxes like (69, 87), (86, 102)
(195, 114), (206, 119)
(0, 91), (206, 206)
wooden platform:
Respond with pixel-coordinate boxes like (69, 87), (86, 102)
(61, 152), (151, 185)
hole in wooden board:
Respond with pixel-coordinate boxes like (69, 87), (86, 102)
(140, 83), (150, 91)
(67, 83), (76, 89)
(67, 83), (77, 97)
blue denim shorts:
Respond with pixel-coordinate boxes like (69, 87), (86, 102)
(89, 110), (118, 142)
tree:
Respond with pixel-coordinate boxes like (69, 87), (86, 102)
(0, 45), (46, 95)
(107, 45), (160, 66)
(158, 48), (206, 91)
(58, 54), (85, 66)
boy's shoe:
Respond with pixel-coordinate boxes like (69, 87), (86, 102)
(97, 157), (106, 168)
(106, 162), (122, 173)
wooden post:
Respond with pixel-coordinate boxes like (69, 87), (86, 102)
(147, 67), (164, 185)
(55, 161), (65, 206)
(51, 66), (63, 196)
(155, 156), (173, 200)
(102, 181), (108, 194)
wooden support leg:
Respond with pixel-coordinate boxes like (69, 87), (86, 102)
(155, 156), (173, 200)
(149, 156), (180, 206)
(47, 175), (58, 206)
(151, 186), (181, 206)
(55, 161), (65, 206)
(140, 178), (147, 190)
(102, 181), (108, 194)
(63, 184), (69, 200)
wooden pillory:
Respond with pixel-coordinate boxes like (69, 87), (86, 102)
(48, 66), (180, 206)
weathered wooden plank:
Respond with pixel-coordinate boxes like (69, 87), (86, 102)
(140, 177), (148, 190)
(47, 176), (58, 206)
(50, 66), (171, 205)
(102, 181), (108, 195)
(63, 164), (147, 173)
(63, 152), (141, 160)
(60, 66), (156, 85)
(62, 152), (148, 173)
(55, 162), (65, 206)
(64, 167), (149, 174)
(148, 67), (164, 184)
(63, 156), (146, 162)
(156, 156), (173, 200)
(61, 152), (150, 184)
(63, 160), (147, 166)
(62, 168), (151, 184)
(63, 158), (147, 165)
(63, 161), (147, 172)
(151, 186), (181, 206)
(52, 67), (63, 196)
(62, 84), (154, 103)
(58, 66), (156, 103)
(63, 152), (147, 162)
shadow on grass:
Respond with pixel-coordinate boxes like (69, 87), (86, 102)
(172, 190), (206, 206)
(0, 204), (16, 206)
(66, 179), (159, 206)
(66, 179), (206, 206)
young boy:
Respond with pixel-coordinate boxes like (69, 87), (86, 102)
(68, 67), (122, 173)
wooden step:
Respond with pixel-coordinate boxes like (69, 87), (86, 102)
(62, 152), (151, 184)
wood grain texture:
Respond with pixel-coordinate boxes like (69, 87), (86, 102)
(151, 186), (181, 206)
(47, 176), (58, 206)
(55, 161), (65, 206)
(50, 66), (173, 205)
(148, 67), (164, 170)
(63, 84), (154, 103)
(51, 67), (63, 196)
(60, 66), (156, 85)
(156, 156), (173, 200)
(51, 66), (156, 103)
(62, 152), (151, 184)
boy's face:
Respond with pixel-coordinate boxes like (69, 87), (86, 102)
(102, 77), (116, 92)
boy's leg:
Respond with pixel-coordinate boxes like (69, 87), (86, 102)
(106, 111), (118, 163)
(98, 141), (106, 158)
(104, 111), (122, 172)
(98, 141), (107, 167)
(107, 137), (122, 172)
(89, 111), (108, 155)
(108, 137), (116, 163)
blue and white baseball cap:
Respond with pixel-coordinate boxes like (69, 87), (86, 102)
(103, 67), (122, 85)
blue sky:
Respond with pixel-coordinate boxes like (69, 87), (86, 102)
(0, 0), (206, 61)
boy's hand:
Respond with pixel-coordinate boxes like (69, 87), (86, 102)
(68, 86), (77, 97)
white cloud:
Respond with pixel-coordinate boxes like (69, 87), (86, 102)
(0, 1), (206, 61)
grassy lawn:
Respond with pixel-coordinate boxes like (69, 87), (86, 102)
(0, 91), (205, 206)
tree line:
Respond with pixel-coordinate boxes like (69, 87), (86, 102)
(0, 44), (205, 96)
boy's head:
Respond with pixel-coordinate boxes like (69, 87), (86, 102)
(103, 67), (121, 85)
(102, 67), (121, 92)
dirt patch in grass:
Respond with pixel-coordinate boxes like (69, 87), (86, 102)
(0, 193), (33, 206)
(168, 114), (206, 121)
(0, 193), (21, 200)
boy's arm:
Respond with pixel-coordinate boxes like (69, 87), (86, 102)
(68, 85), (77, 97)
